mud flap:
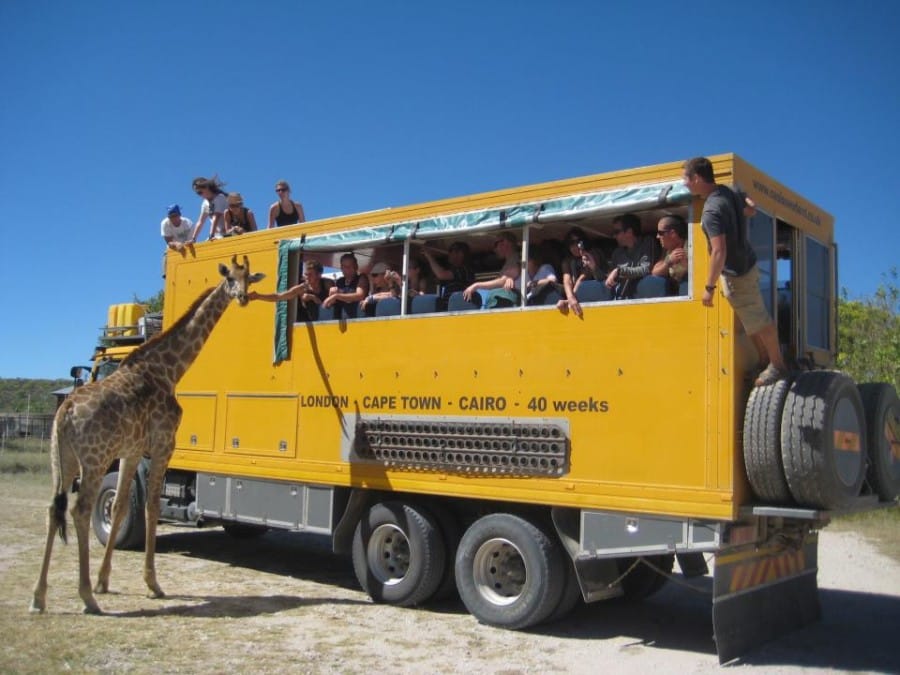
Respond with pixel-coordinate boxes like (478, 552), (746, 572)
(712, 533), (820, 663)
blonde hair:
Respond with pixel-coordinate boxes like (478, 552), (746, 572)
(275, 180), (291, 192)
(227, 193), (244, 206)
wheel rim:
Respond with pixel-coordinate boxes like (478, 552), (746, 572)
(366, 523), (410, 586)
(472, 537), (527, 606)
(833, 396), (863, 486)
(97, 488), (116, 536)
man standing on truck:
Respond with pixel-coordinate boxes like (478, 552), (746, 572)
(682, 156), (787, 386)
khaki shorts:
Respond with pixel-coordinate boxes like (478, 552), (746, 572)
(720, 265), (771, 335)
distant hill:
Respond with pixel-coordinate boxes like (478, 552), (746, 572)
(0, 378), (72, 414)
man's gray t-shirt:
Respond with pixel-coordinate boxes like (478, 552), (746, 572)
(701, 185), (757, 277)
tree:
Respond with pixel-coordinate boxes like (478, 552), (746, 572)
(837, 269), (900, 391)
(134, 289), (164, 313)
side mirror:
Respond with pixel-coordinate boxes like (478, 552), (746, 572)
(70, 366), (91, 381)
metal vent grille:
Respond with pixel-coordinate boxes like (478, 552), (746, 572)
(353, 416), (570, 477)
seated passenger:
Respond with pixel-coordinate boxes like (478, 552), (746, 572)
(405, 256), (433, 297)
(463, 232), (521, 306)
(323, 253), (370, 318)
(557, 227), (608, 316)
(248, 259), (333, 321)
(525, 248), (559, 304)
(422, 241), (475, 305)
(223, 193), (258, 236)
(360, 262), (400, 315)
(605, 213), (654, 299)
(651, 214), (689, 294)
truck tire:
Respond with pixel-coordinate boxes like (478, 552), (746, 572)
(427, 502), (461, 601)
(743, 378), (794, 504)
(617, 554), (674, 600)
(545, 555), (582, 623)
(780, 371), (867, 509)
(858, 383), (900, 501)
(352, 502), (446, 607)
(91, 471), (146, 550)
(455, 513), (565, 630)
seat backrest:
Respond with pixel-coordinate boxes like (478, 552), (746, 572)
(636, 276), (667, 299)
(411, 293), (439, 314)
(448, 291), (481, 312)
(375, 297), (402, 317)
(574, 280), (610, 303)
(678, 279), (689, 296)
(540, 289), (563, 306)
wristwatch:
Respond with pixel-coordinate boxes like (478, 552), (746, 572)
(705, 285), (716, 293)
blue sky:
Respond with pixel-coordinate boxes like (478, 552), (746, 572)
(1, 1), (898, 379)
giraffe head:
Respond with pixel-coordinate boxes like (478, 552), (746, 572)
(219, 255), (265, 306)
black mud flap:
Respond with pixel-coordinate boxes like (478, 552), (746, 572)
(712, 533), (821, 664)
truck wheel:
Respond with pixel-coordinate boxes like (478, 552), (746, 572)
(781, 371), (867, 509)
(91, 471), (145, 550)
(858, 383), (900, 501)
(743, 378), (793, 504)
(222, 522), (269, 539)
(545, 555), (582, 623)
(352, 502), (446, 607)
(427, 502), (461, 601)
(617, 554), (674, 600)
(455, 513), (564, 630)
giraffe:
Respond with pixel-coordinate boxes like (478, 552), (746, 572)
(31, 255), (264, 614)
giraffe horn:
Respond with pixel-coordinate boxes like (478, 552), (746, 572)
(231, 254), (238, 267)
(243, 255), (250, 269)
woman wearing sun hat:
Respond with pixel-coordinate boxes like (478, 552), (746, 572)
(223, 193), (258, 236)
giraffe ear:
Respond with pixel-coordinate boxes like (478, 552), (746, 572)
(219, 263), (230, 277)
(249, 272), (266, 284)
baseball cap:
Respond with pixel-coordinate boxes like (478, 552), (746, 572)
(167, 204), (181, 216)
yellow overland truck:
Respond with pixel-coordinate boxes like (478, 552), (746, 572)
(87, 154), (897, 662)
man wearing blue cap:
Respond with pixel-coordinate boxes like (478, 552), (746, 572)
(161, 204), (194, 252)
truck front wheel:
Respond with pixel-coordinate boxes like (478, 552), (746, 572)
(91, 471), (146, 550)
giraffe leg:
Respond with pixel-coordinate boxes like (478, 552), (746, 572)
(72, 475), (103, 614)
(30, 495), (64, 613)
(94, 456), (140, 595)
(142, 452), (171, 599)
(31, 433), (79, 613)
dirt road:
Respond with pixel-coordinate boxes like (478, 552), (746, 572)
(2, 475), (899, 673)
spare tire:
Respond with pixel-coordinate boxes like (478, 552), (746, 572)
(743, 378), (793, 504)
(857, 383), (900, 501)
(780, 371), (867, 509)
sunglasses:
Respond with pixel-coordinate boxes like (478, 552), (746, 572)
(613, 229), (624, 235)
(275, 188), (288, 193)
(230, 203), (243, 208)
(657, 228), (672, 237)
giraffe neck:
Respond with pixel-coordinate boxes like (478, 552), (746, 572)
(131, 281), (233, 385)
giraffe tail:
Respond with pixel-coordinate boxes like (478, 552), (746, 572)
(52, 492), (68, 544)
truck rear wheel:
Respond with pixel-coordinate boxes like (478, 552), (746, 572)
(858, 383), (900, 501)
(92, 471), (145, 550)
(743, 379), (794, 504)
(455, 513), (564, 630)
(780, 371), (867, 509)
(352, 502), (446, 607)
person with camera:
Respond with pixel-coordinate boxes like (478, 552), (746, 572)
(556, 227), (607, 316)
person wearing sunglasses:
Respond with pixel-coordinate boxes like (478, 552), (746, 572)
(223, 193), (258, 236)
(267, 180), (306, 229)
(605, 213), (653, 300)
(651, 215), (689, 294)
(190, 176), (228, 241)
(556, 226), (607, 316)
